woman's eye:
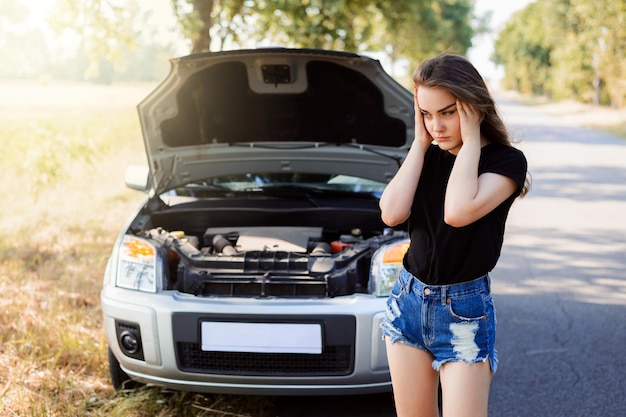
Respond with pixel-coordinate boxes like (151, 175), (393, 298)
(442, 110), (456, 116)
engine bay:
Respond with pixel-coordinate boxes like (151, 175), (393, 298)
(140, 224), (402, 298)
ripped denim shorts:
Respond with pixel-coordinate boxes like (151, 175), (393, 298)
(381, 267), (497, 373)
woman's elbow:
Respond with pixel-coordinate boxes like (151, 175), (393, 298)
(380, 210), (409, 228)
(443, 210), (475, 228)
(381, 214), (399, 227)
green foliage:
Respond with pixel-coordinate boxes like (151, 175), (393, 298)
(494, 2), (552, 95)
(494, 0), (626, 107)
(171, 0), (476, 72)
(172, 0), (254, 53)
(3, 0), (476, 82)
(24, 120), (105, 196)
(0, 0), (175, 82)
(0, 2), (50, 78)
(48, 0), (140, 82)
(363, 0), (475, 70)
(254, 0), (378, 51)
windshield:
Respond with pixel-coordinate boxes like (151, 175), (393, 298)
(170, 173), (386, 197)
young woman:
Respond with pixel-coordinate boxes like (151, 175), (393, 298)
(379, 53), (530, 417)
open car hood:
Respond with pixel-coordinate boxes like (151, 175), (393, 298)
(137, 49), (414, 195)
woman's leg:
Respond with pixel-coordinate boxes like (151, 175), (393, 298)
(439, 361), (492, 417)
(386, 339), (440, 417)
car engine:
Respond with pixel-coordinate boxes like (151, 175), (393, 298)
(142, 225), (401, 298)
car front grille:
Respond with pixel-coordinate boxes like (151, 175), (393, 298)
(176, 343), (352, 376)
(172, 313), (356, 377)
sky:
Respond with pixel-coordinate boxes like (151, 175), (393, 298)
(25, 0), (534, 81)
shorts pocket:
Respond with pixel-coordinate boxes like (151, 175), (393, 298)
(389, 273), (411, 301)
(447, 293), (489, 322)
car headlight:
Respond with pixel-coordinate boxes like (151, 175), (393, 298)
(369, 238), (410, 297)
(115, 235), (158, 293)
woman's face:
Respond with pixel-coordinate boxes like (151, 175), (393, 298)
(417, 86), (463, 155)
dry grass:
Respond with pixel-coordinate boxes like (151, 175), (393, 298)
(0, 81), (276, 416)
(497, 89), (626, 139)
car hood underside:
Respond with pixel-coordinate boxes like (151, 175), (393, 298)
(137, 48), (414, 194)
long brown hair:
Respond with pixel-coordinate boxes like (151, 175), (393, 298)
(413, 53), (531, 197)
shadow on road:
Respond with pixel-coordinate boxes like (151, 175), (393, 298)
(275, 392), (395, 417)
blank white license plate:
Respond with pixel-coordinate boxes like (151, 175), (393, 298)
(201, 322), (322, 354)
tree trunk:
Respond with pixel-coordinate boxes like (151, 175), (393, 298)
(192, 0), (215, 53)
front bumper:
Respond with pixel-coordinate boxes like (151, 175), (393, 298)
(101, 286), (390, 395)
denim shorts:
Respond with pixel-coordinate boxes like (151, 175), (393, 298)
(381, 268), (497, 373)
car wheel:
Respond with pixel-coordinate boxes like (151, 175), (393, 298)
(108, 347), (139, 390)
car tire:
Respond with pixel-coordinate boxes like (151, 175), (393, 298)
(108, 347), (139, 390)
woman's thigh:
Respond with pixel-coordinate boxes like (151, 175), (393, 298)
(440, 360), (492, 417)
(385, 339), (440, 417)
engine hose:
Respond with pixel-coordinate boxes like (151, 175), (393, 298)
(212, 234), (236, 255)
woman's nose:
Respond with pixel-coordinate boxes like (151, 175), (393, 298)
(432, 118), (444, 132)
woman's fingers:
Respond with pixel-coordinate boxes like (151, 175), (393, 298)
(457, 100), (482, 143)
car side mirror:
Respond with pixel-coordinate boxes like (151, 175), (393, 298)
(124, 165), (150, 192)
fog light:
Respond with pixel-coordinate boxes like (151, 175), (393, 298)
(120, 330), (140, 353)
(115, 320), (144, 361)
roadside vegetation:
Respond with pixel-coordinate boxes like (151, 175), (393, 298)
(495, 0), (626, 108)
(502, 90), (626, 140)
(0, 82), (276, 416)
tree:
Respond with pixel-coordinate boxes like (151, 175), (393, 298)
(48, 0), (139, 83)
(254, 0), (379, 51)
(172, 0), (253, 53)
(171, 0), (476, 76)
(0, 2), (50, 78)
(493, 1), (553, 96)
(494, 0), (626, 107)
(571, 0), (626, 106)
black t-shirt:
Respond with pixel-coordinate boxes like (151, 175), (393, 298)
(403, 143), (527, 285)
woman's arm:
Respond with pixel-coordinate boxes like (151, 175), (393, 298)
(379, 92), (432, 227)
(379, 141), (429, 226)
(444, 101), (517, 227)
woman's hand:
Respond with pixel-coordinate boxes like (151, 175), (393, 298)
(456, 100), (482, 146)
(413, 85), (433, 151)
(379, 85), (432, 227)
(445, 100), (517, 227)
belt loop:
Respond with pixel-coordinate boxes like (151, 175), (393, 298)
(441, 286), (447, 305)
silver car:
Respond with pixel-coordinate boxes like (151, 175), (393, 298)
(101, 48), (413, 395)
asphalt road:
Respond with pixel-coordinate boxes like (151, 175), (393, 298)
(488, 99), (626, 417)
(275, 98), (626, 417)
